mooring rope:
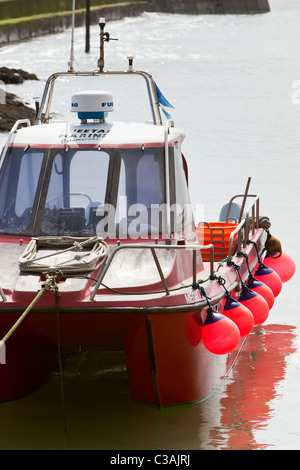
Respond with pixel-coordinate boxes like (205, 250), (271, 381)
(0, 288), (45, 346)
(0, 271), (62, 345)
(0, 272), (69, 436)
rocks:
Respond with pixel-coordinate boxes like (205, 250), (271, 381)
(0, 66), (38, 85)
(0, 92), (36, 132)
(0, 67), (38, 132)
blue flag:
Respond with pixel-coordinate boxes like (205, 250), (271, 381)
(154, 83), (174, 120)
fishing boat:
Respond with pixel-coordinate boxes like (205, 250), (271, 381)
(0, 19), (295, 408)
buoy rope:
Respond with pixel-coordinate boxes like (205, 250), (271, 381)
(247, 240), (265, 268)
(216, 256), (233, 271)
(227, 260), (245, 289)
(191, 283), (212, 309)
(237, 251), (253, 276)
(214, 275), (230, 298)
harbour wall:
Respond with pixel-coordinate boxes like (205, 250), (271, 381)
(0, 0), (270, 45)
(152, 0), (270, 14)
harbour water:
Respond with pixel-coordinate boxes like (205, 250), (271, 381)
(0, 0), (299, 451)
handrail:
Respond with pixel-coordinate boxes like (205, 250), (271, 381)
(0, 119), (31, 169)
(225, 193), (258, 220)
(228, 218), (246, 258)
(225, 193), (260, 240)
(90, 242), (214, 300)
(245, 195), (260, 239)
(164, 119), (175, 238)
(36, 69), (163, 127)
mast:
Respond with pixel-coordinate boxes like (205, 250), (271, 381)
(98, 18), (117, 72)
(68, 0), (76, 72)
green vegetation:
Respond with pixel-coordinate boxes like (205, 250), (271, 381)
(0, 0), (138, 22)
(0, 1), (146, 26)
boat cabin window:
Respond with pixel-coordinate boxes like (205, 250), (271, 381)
(116, 148), (166, 237)
(0, 148), (44, 233)
(41, 149), (109, 235)
(0, 145), (192, 238)
(173, 146), (193, 232)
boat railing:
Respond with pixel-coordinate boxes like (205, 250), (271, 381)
(90, 243), (214, 300)
(36, 19), (165, 127)
(226, 194), (260, 256)
(36, 69), (163, 127)
(164, 119), (175, 238)
(0, 119), (31, 167)
(227, 218), (246, 258)
(225, 193), (260, 228)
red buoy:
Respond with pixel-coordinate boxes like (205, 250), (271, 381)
(202, 308), (240, 355)
(263, 252), (296, 283)
(238, 285), (269, 326)
(247, 276), (275, 310)
(223, 295), (254, 337)
(254, 263), (282, 298)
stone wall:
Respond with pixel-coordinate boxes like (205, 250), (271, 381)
(0, 2), (150, 45)
(151, 0), (270, 14)
(0, 0), (126, 20)
(0, 0), (270, 45)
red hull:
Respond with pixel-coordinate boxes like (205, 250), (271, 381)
(0, 229), (266, 405)
(0, 306), (243, 406)
(124, 313), (244, 407)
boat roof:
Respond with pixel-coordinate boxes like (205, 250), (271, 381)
(10, 120), (185, 149)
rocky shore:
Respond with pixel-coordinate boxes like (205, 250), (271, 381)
(0, 66), (38, 85)
(0, 67), (38, 132)
(0, 92), (37, 132)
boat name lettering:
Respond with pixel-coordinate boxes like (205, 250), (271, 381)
(59, 127), (110, 143)
(185, 290), (201, 304)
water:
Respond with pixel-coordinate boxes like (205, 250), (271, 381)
(0, 0), (299, 451)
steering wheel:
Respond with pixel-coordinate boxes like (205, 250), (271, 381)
(85, 200), (104, 223)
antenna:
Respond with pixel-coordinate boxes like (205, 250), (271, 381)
(68, 0), (76, 72)
(98, 18), (118, 72)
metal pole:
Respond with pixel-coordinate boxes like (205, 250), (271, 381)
(68, 0), (76, 71)
(85, 0), (90, 53)
(98, 17), (106, 72)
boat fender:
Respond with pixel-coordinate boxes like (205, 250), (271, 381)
(202, 307), (240, 355)
(223, 295), (254, 337)
(263, 251), (296, 283)
(254, 263), (282, 298)
(265, 230), (282, 258)
(238, 285), (269, 326)
(247, 276), (275, 310)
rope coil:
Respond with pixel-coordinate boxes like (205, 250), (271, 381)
(18, 236), (108, 275)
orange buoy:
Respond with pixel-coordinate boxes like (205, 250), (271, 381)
(247, 276), (275, 310)
(223, 295), (254, 337)
(254, 263), (282, 298)
(238, 285), (269, 326)
(202, 307), (240, 355)
(263, 252), (296, 283)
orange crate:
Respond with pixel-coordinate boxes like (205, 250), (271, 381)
(197, 222), (238, 261)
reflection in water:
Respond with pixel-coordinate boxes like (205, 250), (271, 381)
(0, 323), (296, 449)
(208, 324), (298, 450)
